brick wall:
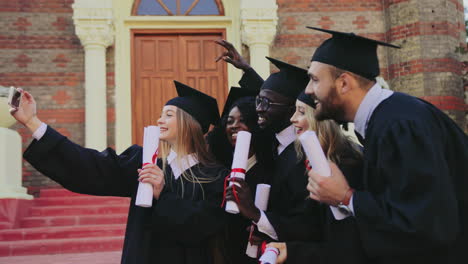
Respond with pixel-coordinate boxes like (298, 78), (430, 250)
(0, 0), (115, 196)
(0, 0), (466, 192)
(271, 0), (467, 131)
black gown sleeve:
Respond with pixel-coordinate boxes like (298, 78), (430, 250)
(265, 160), (322, 242)
(239, 67), (264, 91)
(23, 126), (140, 197)
(151, 167), (228, 246)
(354, 119), (460, 257)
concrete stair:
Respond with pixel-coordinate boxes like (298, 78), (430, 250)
(0, 189), (130, 257)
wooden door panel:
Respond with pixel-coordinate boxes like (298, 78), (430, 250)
(132, 31), (226, 145)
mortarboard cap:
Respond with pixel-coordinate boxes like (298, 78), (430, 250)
(221, 86), (258, 117)
(260, 57), (309, 99)
(297, 90), (316, 109)
(165, 81), (220, 133)
(307, 27), (400, 80)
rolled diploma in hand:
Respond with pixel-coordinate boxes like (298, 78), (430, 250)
(246, 184), (271, 258)
(259, 247), (279, 264)
(225, 131), (252, 214)
(299, 131), (347, 220)
(135, 126), (160, 208)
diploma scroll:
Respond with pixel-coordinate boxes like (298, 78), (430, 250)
(299, 131), (348, 220)
(135, 126), (160, 208)
(246, 184), (271, 258)
(259, 247), (279, 264)
(225, 131), (252, 214)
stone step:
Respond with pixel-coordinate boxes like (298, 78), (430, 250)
(20, 214), (128, 228)
(33, 196), (130, 207)
(0, 224), (125, 241)
(0, 236), (124, 257)
(28, 204), (129, 217)
(38, 189), (86, 198)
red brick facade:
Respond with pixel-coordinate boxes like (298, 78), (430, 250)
(0, 0), (466, 193)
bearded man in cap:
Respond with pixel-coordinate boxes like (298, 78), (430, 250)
(304, 27), (468, 264)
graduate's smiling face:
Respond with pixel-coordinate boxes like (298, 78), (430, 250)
(305, 61), (346, 122)
(290, 100), (310, 135)
(157, 105), (178, 145)
(225, 106), (249, 147)
(256, 89), (295, 132)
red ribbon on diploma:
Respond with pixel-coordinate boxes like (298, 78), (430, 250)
(220, 168), (246, 208)
(304, 159), (312, 171)
(142, 149), (159, 168)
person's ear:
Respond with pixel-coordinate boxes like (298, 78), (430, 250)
(337, 73), (352, 95)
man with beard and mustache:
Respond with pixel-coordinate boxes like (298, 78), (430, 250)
(304, 27), (468, 264)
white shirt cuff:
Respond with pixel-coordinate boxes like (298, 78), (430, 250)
(349, 194), (355, 215)
(255, 210), (278, 240)
(32, 122), (47, 140)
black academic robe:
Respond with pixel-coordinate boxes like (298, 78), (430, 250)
(223, 162), (270, 264)
(286, 149), (367, 264)
(351, 92), (468, 263)
(265, 143), (321, 242)
(23, 126), (228, 264)
(238, 68), (264, 91)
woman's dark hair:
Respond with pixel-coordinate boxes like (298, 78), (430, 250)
(207, 96), (274, 168)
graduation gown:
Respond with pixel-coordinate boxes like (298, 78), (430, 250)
(266, 143), (321, 242)
(351, 92), (468, 263)
(238, 68), (264, 91)
(223, 162), (270, 264)
(286, 149), (367, 264)
(23, 126), (228, 264)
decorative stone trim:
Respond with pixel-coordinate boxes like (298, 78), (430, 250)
(72, 0), (114, 150)
(240, 1), (278, 78)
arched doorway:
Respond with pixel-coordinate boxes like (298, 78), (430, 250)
(113, 0), (242, 151)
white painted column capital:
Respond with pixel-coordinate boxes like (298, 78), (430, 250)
(73, 0), (114, 150)
(240, 0), (278, 79)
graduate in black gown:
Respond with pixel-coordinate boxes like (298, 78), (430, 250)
(304, 27), (468, 264)
(267, 91), (366, 264)
(206, 87), (273, 264)
(224, 58), (323, 261)
(10, 81), (228, 264)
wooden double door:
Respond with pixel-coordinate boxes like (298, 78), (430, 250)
(132, 30), (227, 145)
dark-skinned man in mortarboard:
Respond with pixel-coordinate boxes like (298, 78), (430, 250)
(303, 27), (468, 264)
(221, 56), (327, 259)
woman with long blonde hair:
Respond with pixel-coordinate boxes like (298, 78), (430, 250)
(292, 91), (362, 167)
(11, 81), (227, 264)
(266, 91), (365, 264)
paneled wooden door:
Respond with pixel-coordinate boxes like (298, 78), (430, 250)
(132, 30), (227, 145)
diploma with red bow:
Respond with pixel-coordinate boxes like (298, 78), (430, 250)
(245, 183), (271, 258)
(225, 131), (251, 214)
(259, 246), (279, 264)
(135, 126), (160, 208)
(299, 130), (347, 220)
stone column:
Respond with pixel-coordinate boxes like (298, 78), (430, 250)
(73, 0), (114, 150)
(240, 0), (278, 79)
(0, 89), (32, 200)
(383, 0), (467, 129)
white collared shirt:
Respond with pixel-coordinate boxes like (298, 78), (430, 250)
(255, 125), (296, 240)
(246, 154), (257, 172)
(276, 125), (296, 155)
(33, 122), (47, 140)
(165, 149), (199, 180)
(353, 83), (393, 139)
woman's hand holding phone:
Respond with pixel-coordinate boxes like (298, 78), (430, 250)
(9, 88), (42, 133)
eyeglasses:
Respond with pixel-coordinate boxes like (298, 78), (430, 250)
(255, 96), (290, 111)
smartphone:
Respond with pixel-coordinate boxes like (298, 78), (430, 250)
(7, 86), (21, 108)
